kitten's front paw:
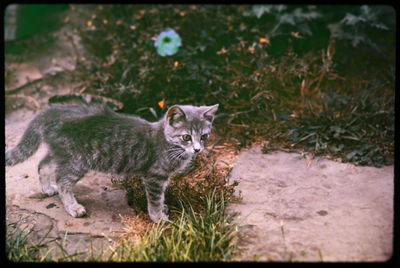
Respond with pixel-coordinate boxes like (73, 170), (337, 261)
(43, 185), (58, 196)
(65, 203), (87, 218)
(149, 211), (169, 223)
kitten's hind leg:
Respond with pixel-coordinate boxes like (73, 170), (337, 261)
(38, 154), (58, 196)
(56, 168), (87, 218)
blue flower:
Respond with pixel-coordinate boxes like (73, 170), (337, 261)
(154, 29), (182, 57)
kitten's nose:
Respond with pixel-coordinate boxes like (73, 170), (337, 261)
(194, 148), (200, 153)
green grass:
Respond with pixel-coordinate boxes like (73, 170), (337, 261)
(6, 221), (53, 262)
(110, 188), (239, 262)
(6, 220), (109, 262)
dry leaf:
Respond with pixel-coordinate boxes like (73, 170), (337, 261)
(217, 47), (228, 55)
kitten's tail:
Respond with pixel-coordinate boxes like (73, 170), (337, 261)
(6, 119), (42, 166)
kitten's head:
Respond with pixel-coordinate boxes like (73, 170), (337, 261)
(164, 104), (219, 155)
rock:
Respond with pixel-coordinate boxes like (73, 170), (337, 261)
(226, 146), (393, 262)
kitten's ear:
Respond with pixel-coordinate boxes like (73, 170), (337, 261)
(203, 104), (219, 122)
(166, 105), (186, 127)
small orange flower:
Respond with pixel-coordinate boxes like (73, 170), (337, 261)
(259, 37), (270, 44)
(174, 61), (179, 68)
(158, 100), (165, 109)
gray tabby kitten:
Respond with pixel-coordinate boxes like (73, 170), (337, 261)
(5, 103), (219, 222)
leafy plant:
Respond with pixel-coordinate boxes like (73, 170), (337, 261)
(251, 5), (321, 36)
(328, 5), (394, 49)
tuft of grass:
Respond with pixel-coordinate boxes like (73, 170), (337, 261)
(6, 220), (54, 262)
(6, 223), (40, 262)
(6, 219), (111, 262)
(109, 188), (239, 262)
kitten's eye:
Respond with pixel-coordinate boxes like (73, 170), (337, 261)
(182, 134), (192, 142)
(201, 134), (209, 141)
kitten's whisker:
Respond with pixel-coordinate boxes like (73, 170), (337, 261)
(168, 148), (185, 163)
(167, 146), (185, 163)
(167, 147), (184, 153)
(169, 152), (182, 162)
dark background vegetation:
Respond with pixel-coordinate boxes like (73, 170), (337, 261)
(5, 4), (395, 167)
